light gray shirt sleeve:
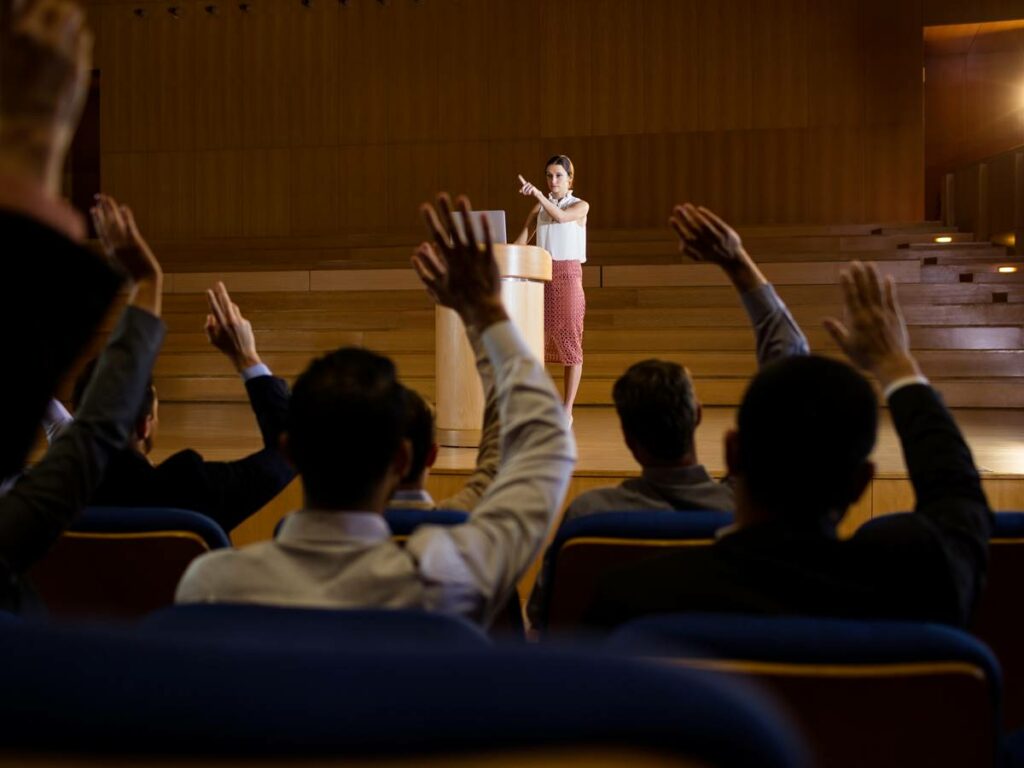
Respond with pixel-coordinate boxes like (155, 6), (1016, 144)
(407, 320), (577, 626)
(740, 283), (810, 366)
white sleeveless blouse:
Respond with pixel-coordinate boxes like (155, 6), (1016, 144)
(536, 192), (587, 263)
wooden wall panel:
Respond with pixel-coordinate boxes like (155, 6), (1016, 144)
(642, 0), (699, 134)
(485, 0), (540, 140)
(751, 0), (809, 130)
(387, 1), (441, 142)
(590, 0), (645, 136)
(925, 23), (1024, 219)
(195, 150), (245, 237)
(966, 47), (1024, 160)
(340, 144), (389, 233)
(387, 144), (441, 233)
(746, 130), (808, 223)
(488, 139), (544, 229)
(803, 127), (866, 223)
(337, 0), (389, 144)
(101, 150), (194, 240)
(863, 0), (925, 126)
(436, 0), (490, 142)
(242, 149), (291, 237)
(866, 122), (925, 222)
(646, 133), (703, 218)
(240, 2), (292, 149)
(539, 0), (593, 138)
(290, 148), (342, 237)
(437, 142), (489, 210)
(806, 0), (865, 127)
(288, 0), (340, 148)
(87, 0), (933, 255)
(193, 1), (244, 150)
(92, 4), (129, 153)
(697, 0), (754, 131)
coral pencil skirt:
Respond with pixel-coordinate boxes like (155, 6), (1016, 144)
(544, 260), (585, 365)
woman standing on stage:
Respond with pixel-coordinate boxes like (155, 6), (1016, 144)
(515, 155), (589, 423)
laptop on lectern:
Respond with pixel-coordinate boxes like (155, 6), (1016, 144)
(450, 211), (508, 245)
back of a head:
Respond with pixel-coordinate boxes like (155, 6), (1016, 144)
(288, 347), (405, 509)
(400, 387), (436, 485)
(737, 355), (878, 520)
(613, 359), (698, 463)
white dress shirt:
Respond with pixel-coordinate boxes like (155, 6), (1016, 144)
(175, 320), (577, 627)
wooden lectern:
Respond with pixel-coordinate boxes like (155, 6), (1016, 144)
(435, 244), (552, 447)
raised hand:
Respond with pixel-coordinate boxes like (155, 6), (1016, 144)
(670, 203), (747, 267)
(824, 261), (920, 388)
(205, 282), (261, 372)
(1, 0), (93, 193)
(517, 174), (538, 198)
(90, 193), (162, 316)
(670, 203), (765, 293)
(413, 193), (506, 331)
(90, 194), (161, 282)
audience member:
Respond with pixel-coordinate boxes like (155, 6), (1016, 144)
(50, 245), (294, 532)
(0, 0), (165, 611)
(176, 194), (576, 627)
(389, 333), (499, 512)
(526, 204), (809, 627)
(583, 262), (991, 629)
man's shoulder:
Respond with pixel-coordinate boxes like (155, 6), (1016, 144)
(176, 540), (278, 601)
(566, 483), (674, 520)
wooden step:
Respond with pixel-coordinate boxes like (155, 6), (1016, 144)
(603, 261), (921, 288)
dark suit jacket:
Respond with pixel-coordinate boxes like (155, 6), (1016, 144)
(2, 306), (165, 612)
(0, 210), (121, 479)
(584, 384), (992, 629)
(89, 375), (294, 532)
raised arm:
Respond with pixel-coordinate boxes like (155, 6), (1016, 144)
(0, 192), (166, 579)
(204, 282), (284, 448)
(410, 194), (576, 626)
(518, 174), (589, 225)
(826, 261), (991, 622)
(671, 203), (808, 366)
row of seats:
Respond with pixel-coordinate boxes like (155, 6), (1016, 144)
(0, 601), (1005, 767)
(0, 610), (803, 766)
(27, 506), (1024, 734)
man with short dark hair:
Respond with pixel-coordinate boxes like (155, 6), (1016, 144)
(526, 205), (808, 626)
(176, 195), (576, 627)
(50, 280), (294, 533)
(584, 262), (991, 629)
(561, 204), (808, 520)
(389, 334), (500, 512)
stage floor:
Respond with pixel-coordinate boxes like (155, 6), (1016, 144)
(155, 403), (1024, 479)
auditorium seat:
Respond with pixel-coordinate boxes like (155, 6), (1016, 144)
(541, 510), (733, 632)
(141, 604), (490, 652)
(0, 620), (806, 767)
(385, 507), (469, 540)
(972, 511), (1024, 728)
(27, 506), (229, 620)
(607, 613), (1002, 768)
